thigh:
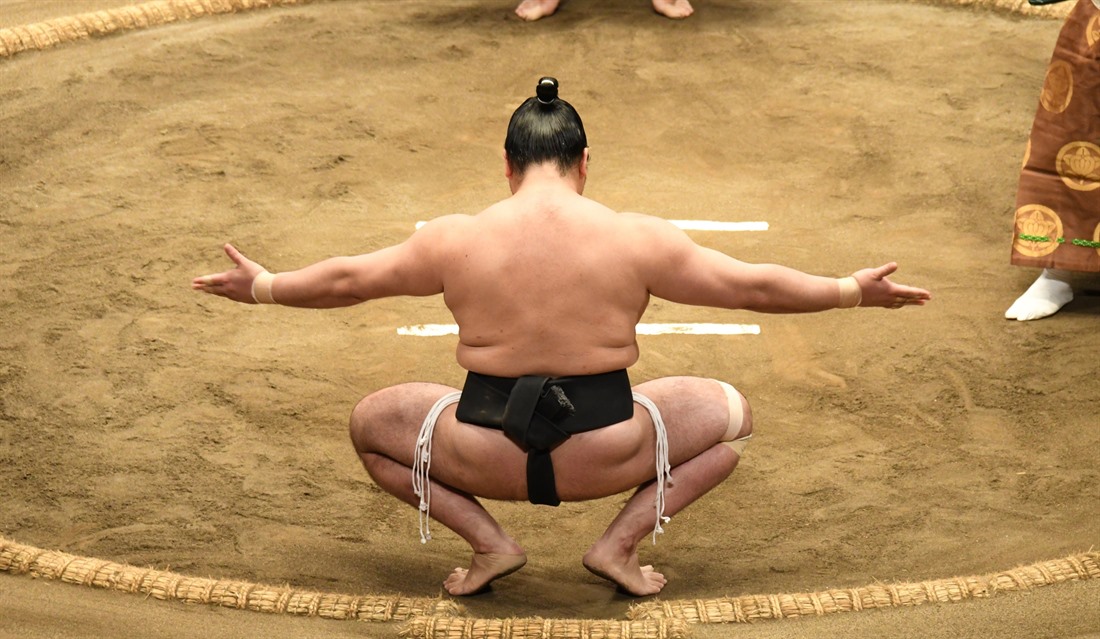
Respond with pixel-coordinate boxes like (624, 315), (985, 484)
(355, 382), (532, 500)
(633, 375), (738, 465)
(552, 376), (736, 500)
(430, 407), (532, 500)
(350, 381), (459, 463)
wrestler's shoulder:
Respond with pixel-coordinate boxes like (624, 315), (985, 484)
(419, 213), (477, 228)
(617, 211), (672, 225)
(412, 213), (478, 240)
(615, 211), (687, 238)
(425, 201), (516, 227)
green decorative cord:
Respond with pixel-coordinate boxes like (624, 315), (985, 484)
(1018, 234), (1100, 248)
(1018, 234), (1065, 243)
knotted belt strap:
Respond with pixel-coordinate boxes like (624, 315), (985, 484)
(504, 376), (574, 505)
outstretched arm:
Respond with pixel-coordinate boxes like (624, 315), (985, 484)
(638, 217), (930, 312)
(192, 226), (445, 308)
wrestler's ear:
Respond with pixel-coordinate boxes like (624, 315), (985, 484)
(579, 148), (590, 179)
(503, 149), (514, 179)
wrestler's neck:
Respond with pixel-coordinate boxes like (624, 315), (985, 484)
(504, 152), (588, 197)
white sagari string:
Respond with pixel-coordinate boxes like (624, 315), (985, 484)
(412, 391), (461, 544)
(633, 392), (674, 544)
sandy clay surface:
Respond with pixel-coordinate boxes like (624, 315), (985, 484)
(0, 0), (1098, 637)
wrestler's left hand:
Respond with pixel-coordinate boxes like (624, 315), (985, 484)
(852, 263), (932, 309)
(191, 243), (268, 304)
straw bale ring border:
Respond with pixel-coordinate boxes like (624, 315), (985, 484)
(4, 536), (1100, 636)
(903, 0), (1073, 18)
(627, 551), (1100, 624)
(0, 0), (1075, 60)
(397, 616), (692, 639)
(0, 0), (329, 59)
(0, 536), (463, 623)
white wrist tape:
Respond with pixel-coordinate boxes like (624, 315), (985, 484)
(251, 271), (278, 304)
(837, 276), (862, 308)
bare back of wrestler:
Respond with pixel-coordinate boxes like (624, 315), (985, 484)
(193, 78), (931, 597)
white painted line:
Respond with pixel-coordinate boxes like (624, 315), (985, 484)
(636, 323), (761, 335)
(398, 323), (760, 337)
(415, 220), (768, 231)
(398, 324), (459, 336)
(667, 220), (769, 232)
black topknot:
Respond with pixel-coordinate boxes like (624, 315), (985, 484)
(536, 77), (558, 106)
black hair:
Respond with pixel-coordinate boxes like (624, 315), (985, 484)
(504, 77), (588, 176)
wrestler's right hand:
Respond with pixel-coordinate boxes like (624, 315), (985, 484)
(851, 263), (932, 309)
(191, 243), (268, 304)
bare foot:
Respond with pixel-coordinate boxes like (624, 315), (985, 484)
(652, 0), (694, 19)
(443, 552), (528, 595)
(515, 0), (561, 21)
(582, 546), (667, 596)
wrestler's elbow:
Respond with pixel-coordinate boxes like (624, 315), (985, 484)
(332, 269), (385, 305)
(732, 284), (780, 313)
(301, 258), (373, 305)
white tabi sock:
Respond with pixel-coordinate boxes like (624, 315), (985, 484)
(1005, 269), (1074, 321)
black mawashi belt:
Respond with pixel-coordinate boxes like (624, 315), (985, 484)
(455, 369), (634, 506)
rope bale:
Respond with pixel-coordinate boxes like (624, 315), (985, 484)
(4, 533), (1097, 629)
(628, 551), (1100, 623)
(398, 616), (692, 639)
(0, 0), (321, 59)
(0, 0), (1074, 60)
(901, 0), (1073, 18)
(0, 536), (463, 622)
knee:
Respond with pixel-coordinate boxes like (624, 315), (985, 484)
(735, 391), (753, 440)
(348, 389), (394, 455)
(715, 379), (752, 443)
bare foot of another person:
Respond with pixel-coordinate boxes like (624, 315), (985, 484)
(515, 0), (561, 21)
(652, 0), (694, 19)
(582, 545), (668, 596)
(443, 552), (528, 595)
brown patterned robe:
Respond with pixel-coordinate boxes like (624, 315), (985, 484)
(1011, 0), (1100, 272)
